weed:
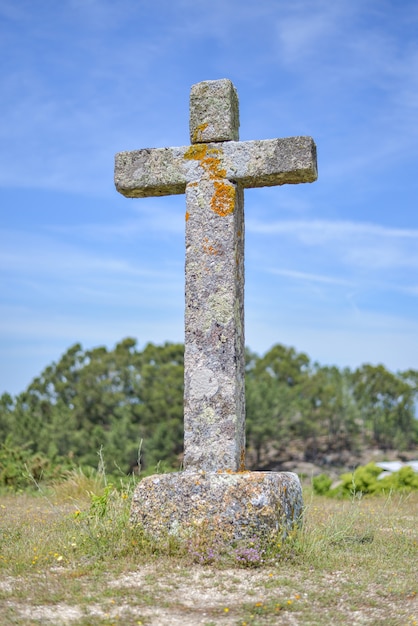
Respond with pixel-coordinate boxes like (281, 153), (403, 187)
(0, 476), (416, 625)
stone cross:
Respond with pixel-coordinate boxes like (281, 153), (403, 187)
(115, 79), (317, 474)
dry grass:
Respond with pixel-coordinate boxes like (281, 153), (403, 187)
(0, 476), (417, 625)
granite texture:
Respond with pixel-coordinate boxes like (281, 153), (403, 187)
(184, 179), (245, 471)
(115, 79), (317, 539)
(130, 470), (303, 542)
(114, 136), (317, 198)
(189, 78), (239, 143)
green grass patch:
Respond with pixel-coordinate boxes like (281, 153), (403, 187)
(0, 471), (417, 625)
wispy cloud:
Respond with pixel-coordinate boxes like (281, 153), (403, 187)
(0, 230), (172, 278)
(275, 1), (355, 67)
(247, 218), (418, 271)
(50, 198), (187, 242)
(248, 219), (418, 240)
(267, 267), (353, 286)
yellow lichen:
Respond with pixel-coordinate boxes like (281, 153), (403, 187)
(184, 143), (208, 162)
(192, 122), (208, 143)
(184, 143), (233, 216)
(211, 181), (235, 216)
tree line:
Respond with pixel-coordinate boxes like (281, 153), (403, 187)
(1, 339), (417, 476)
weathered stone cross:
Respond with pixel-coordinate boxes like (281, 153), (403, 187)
(115, 79), (317, 475)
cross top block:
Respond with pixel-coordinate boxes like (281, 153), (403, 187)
(189, 79), (239, 143)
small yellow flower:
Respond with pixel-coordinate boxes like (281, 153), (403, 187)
(224, 607), (229, 613)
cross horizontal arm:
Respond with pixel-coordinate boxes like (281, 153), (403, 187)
(115, 136), (317, 198)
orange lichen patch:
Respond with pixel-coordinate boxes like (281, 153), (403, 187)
(185, 211), (190, 221)
(204, 156), (226, 179)
(216, 468), (250, 475)
(202, 237), (218, 255)
(185, 144), (226, 180)
(239, 446), (246, 472)
(211, 181), (235, 216)
(184, 143), (236, 216)
(192, 122), (208, 143)
(185, 144), (226, 178)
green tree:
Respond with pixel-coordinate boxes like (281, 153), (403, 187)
(0, 393), (14, 439)
(135, 342), (184, 470)
(352, 364), (416, 449)
(245, 344), (311, 466)
(1, 340), (416, 480)
(0, 339), (184, 474)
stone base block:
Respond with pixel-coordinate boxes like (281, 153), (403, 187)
(130, 470), (303, 542)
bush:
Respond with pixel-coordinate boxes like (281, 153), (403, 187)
(0, 436), (72, 491)
(312, 462), (418, 497)
(312, 474), (333, 495)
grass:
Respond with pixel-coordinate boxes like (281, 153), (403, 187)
(0, 472), (417, 625)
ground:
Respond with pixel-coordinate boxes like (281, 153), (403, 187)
(0, 488), (417, 625)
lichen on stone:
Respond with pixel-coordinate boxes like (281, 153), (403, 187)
(211, 180), (235, 216)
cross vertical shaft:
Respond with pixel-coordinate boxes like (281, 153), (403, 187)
(184, 179), (245, 471)
(184, 80), (246, 471)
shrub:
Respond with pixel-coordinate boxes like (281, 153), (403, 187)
(0, 436), (71, 491)
(313, 462), (418, 497)
(312, 473), (333, 495)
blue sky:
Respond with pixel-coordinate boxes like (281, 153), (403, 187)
(1, 0), (418, 396)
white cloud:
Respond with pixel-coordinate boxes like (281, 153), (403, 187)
(275, 1), (353, 66)
(0, 233), (157, 277)
(267, 267), (353, 286)
(53, 198), (187, 242)
(248, 219), (418, 240)
(247, 218), (418, 271)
